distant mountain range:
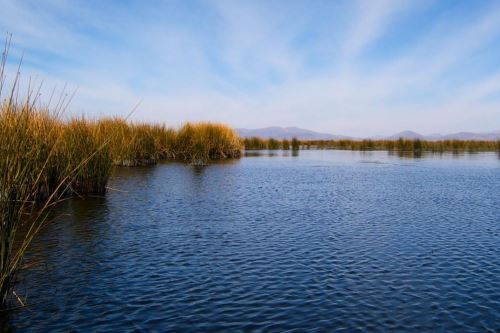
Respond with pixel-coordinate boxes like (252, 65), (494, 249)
(236, 127), (351, 140)
(236, 127), (500, 141)
(386, 130), (500, 141)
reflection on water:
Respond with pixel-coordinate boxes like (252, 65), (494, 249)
(191, 164), (205, 176)
(244, 150), (300, 158)
(388, 150), (423, 158)
(7, 150), (500, 332)
(246, 149), (500, 160)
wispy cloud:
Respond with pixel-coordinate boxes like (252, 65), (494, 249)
(1, 0), (499, 136)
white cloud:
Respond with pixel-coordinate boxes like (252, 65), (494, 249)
(1, 0), (499, 136)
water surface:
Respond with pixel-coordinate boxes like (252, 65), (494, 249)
(8, 151), (500, 332)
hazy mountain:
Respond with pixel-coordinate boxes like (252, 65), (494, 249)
(237, 127), (500, 141)
(236, 127), (352, 140)
(439, 131), (500, 140)
(387, 130), (500, 141)
(386, 131), (426, 140)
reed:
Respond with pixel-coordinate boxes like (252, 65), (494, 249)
(0, 104), (35, 308)
(174, 122), (242, 165)
(267, 138), (280, 150)
(282, 139), (290, 150)
(243, 137), (500, 152)
(93, 119), (242, 165)
(0, 37), (243, 310)
(150, 124), (177, 159)
(0, 107), (243, 309)
(59, 118), (112, 194)
(244, 137), (267, 150)
(0, 39), (111, 309)
(94, 118), (156, 166)
(0, 43), (69, 308)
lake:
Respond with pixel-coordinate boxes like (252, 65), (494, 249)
(6, 150), (500, 332)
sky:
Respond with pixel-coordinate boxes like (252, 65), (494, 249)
(1, 0), (500, 136)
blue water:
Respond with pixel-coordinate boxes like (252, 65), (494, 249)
(7, 150), (500, 332)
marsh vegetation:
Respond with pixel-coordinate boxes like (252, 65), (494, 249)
(1, 37), (499, 314)
(0, 110), (241, 309)
(243, 137), (500, 153)
(0, 39), (242, 310)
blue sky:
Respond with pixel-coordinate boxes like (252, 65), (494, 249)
(1, 0), (500, 136)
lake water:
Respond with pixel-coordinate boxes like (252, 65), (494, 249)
(6, 150), (500, 332)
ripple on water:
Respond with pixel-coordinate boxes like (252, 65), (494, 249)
(8, 151), (500, 332)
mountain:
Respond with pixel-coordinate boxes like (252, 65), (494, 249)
(236, 127), (352, 140)
(237, 127), (500, 141)
(387, 130), (500, 141)
(440, 131), (500, 140)
(386, 131), (426, 140)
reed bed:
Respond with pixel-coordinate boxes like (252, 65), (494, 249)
(0, 100), (117, 309)
(243, 138), (500, 152)
(2, 32), (497, 311)
(243, 137), (301, 150)
(243, 137), (268, 150)
(1, 114), (244, 200)
(0, 110), (243, 309)
(0, 43), (242, 309)
(96, 118), (158, 166)
(0, 101), (46, 308)
(174, 122), (242, 165)
(0, 76), (73, 308)
(60, 118), (112, 194)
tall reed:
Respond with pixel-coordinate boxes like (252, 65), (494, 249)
(0, 81), (67, 309)
(59, 118), (112, 194)
(0, 37), (244, 310)
(94, 118), (157, 166)
(0, 39), (112, 309)
(174, 122), (242, 165)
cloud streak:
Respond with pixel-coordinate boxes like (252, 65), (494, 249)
(0, 0), (499, 136)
